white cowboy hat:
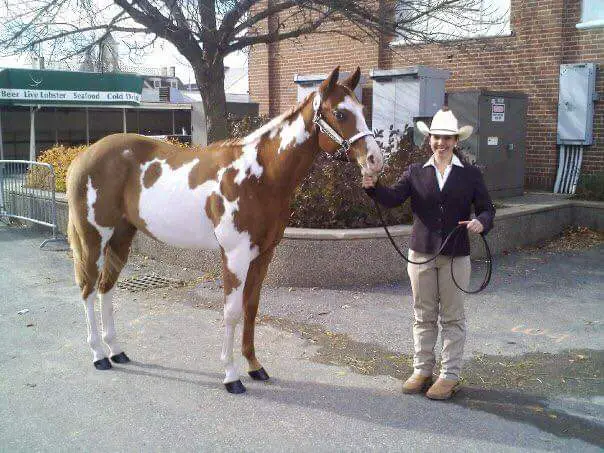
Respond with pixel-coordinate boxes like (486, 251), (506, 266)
(416, 108), (474, 141)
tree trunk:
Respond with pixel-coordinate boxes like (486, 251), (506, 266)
(194, 60), (228, 143)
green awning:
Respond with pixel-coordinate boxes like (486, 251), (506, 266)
(0, 68), (144, 106)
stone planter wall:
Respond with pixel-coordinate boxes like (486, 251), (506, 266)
(29, 193), (604, 287)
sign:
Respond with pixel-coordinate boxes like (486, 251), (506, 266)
(0, 88), (141, 104)
(491, 98), (505, 122)
(487, 136), (499, 146)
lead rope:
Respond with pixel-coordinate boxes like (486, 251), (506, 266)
(372, 200), (492, 294)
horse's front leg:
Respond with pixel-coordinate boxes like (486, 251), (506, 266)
(242, 247), (275, 381)
(219, 247), (254, 394)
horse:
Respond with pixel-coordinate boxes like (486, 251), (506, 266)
(66, 66), (384, 393)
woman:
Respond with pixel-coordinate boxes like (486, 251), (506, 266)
(363, 107), (495, 400)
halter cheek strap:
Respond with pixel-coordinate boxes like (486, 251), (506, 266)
(312, 94), (374, 161)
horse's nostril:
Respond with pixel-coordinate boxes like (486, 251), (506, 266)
(368, 155), (375, 164)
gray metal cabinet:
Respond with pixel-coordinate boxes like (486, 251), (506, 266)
(448, 90), (528, 198)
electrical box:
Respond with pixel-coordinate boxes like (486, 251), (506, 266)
(557, 63), (598, 145)
(293, 72), (364, 102)
(370, 66), (450, 140)
(447, 90), (528, 198)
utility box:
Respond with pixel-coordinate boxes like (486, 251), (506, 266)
(293, 72), (364, 102)
(557, 63), (598, 145)
(447, 90), (528, 198)
(370, 66), (450, 140)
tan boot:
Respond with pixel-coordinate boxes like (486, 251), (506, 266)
(402, 373), (433, 394)
(426, 377), (461, 400)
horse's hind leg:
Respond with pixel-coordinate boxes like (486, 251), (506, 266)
(69, 218), (112, 370)
(97, 220), (137, 364)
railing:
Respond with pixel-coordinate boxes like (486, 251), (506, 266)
(0, 160), (65, 248)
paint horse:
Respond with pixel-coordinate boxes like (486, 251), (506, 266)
(67, 66), (384, 393)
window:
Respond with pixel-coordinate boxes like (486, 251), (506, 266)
(577, 0), (604, 29)
(392, 0), (511, 46)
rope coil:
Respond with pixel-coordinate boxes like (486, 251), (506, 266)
(372, 200), (492, 294)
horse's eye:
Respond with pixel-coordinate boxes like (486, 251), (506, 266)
(333, 110), (345, 121)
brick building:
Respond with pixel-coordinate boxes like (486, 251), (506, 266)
(249, 1), (603, 191)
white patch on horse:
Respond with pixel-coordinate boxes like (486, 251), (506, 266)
(232, 141), (263, 184)
(337, 95), (382, 169)
(278, 113), (310, 154)
(338, 96), (371, 134)
(86, 177), (114, 270)
(122, 149), (132, 158)
(243, 110), (291, 145)
(138, 158), (220, 249)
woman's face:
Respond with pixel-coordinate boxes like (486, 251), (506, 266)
(430, 134), (458, 159)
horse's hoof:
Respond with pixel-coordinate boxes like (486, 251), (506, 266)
(110, 352), (130, 364)
(248, 367), (270, 381)
(225, 380), (246, 394)
(93, 358), (112, 370)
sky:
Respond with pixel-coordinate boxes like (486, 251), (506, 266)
(0, 37), (248, 91)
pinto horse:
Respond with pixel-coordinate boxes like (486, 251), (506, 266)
(66, 66), (383, 393)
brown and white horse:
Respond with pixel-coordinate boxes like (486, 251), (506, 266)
(66, 66), (383, 393)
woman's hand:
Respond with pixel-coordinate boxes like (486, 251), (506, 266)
(362, 174), (377, 189)
(459, 219), (484, 234)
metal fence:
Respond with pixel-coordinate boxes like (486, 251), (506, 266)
(0, 160), (65, 248)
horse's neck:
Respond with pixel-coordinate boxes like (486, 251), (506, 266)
(257, 100), (320, 193)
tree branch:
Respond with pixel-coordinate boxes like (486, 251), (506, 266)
(226, 9), (334, 53)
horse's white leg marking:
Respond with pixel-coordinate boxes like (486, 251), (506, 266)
(221, 280), (246, 384)
(86, 177), (114, 270)
(99, 289), (122, 356)
(83, 291), (105, 362)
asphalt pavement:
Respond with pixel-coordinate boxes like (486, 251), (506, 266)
(0, 223), (602, 452)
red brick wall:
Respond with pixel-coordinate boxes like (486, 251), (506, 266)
(562, 1), (604, 177)
(249, 0), (603, 190)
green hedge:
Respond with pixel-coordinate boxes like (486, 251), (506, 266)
(574, 172), (604, 201)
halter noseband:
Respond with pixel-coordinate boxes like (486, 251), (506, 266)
(312, 94), (374, 161)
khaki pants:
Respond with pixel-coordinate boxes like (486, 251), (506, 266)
(407, 250), (471, 380)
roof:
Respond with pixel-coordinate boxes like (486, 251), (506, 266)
(0, 68), (144, 107)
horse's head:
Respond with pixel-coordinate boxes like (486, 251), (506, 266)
(313, 66), (384, 177)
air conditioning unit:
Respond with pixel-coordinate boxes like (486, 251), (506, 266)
(370, 66), (450, 140)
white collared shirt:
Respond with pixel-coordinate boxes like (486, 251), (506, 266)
(423, 154), (464, 190)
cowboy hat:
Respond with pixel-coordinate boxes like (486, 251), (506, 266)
(416, 107), (473, 141)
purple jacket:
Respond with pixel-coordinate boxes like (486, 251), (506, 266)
(365, 162), (496, 256)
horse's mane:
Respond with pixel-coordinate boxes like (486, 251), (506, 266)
(242, 93), (315, 145)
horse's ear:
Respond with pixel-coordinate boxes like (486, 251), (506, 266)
(319, 66), (340, 97)
(342, 67), (361, 91)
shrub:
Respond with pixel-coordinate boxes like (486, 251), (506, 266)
(32, 144), (88, 192)
(289, 127), (431, 228)
(227, 113), (270, 138)
(574, 172), (604, 201)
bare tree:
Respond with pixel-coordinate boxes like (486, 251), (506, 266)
(0, 0), (508, 142)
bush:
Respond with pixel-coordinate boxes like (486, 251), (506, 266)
(289, 127), (431, 228)
(574, 172), (604, 201)
(227, 113), (270, 138)
(32, 144), (88, 192)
